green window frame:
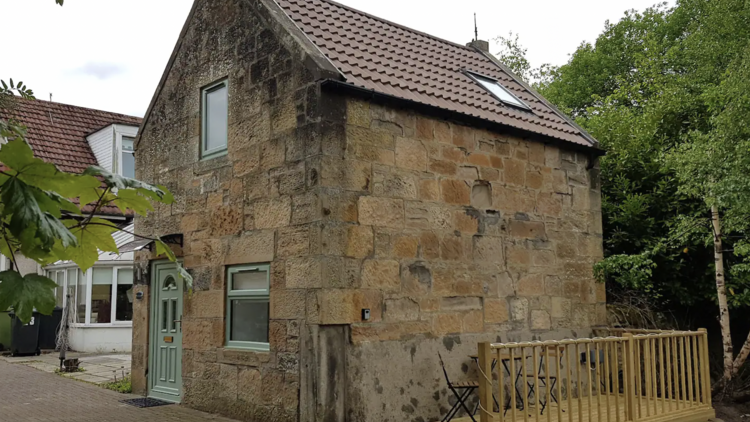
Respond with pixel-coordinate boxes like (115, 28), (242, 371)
(225, 264), (270, 351)
(200, 79), (229, 160)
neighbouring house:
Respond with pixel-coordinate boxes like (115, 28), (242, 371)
(131, 0), (604, 421)
(0, 98), (140, 353)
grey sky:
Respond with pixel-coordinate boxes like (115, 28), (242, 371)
(1, 0), (666, 117)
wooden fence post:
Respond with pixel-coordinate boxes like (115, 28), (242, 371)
(698, 328), (712, 407)
(623, 333), (637, 421)
(478, 342), (494, 422)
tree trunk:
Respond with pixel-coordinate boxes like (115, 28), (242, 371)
(712, 205), (734, 381)
(733, 330), (750, 375)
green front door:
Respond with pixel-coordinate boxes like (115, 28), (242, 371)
(148, 262), (183, 403)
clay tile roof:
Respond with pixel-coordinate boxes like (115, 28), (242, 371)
(1, 97), (141, 174)
(277, 0), (597, 149)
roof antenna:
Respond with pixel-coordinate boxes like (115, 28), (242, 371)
(474, 13), (478, 41)
(48, 93), (54, 124)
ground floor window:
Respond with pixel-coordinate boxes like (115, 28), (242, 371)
(47, 264), (134, 325)
(226, 264), (270, 351)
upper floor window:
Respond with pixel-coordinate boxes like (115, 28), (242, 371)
(201, 80), (228, 159)
(466, 71), (531, 111)
(121, 136), (135, 179)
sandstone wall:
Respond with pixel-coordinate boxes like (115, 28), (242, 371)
(131, 0), (333, 420)
(323, 97), (605, 422)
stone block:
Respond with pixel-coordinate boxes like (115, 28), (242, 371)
(186, 290), (225, 318)
(454, 211), (479, 233)
(183, 318), (224, 351)
(395, 137), (428, 171)
(472, 235), (503, 262)
(509, 297), (529, 322)
(441, 179), (471, 205)
(361, 259), (400, 291)
(420, 232), (440, 259)
(316, 289), (383, 324)
(509, 220), (547, 240)
(526, 170), (543, 190)
(429, 159), (457, 176)
(270, 289), (306, 319)
(347, 99), (371, 127)
(225, 230), (275, 265)
(373, 170), (417, 199)
(238, 367), (263, 403)
(451, 124), (475, 150)
(440, 234), (464, 261)
(384, 298), (420, 321)
(504, 159), (526, 186)
(285, 257), (322, 288)
(434, 121), (451, 144)
(345, 225), (374, 258)
(484, 298), (509, 323)
(517, 274), (545, 296)
(434, 313), (462, 335)
(530, 310), (551, 330)
(467, 153), (490, 167)
(358, 197), (404, 228)
(440, 297), (482, 311)
(457, 166), (479, 180)
(405, 201), (452, 230)
(393, 236), (418, 258)
(418, 179), (440, 201)
(277, 225), (310, 258)
(551, 297), (571, 318)
(462, 310), (484, 332)
(252, 196), (292, 229)
(416, 116), (434, 140)
(528, 142), (545, 165)
(493, 187), (536, 213)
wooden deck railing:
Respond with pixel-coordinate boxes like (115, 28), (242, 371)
(476, 329), (716, 422)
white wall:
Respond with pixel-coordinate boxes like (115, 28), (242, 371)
(69, 325), (132, 353)
(87, 125), (115, 172)
(86, 124), (138, 173)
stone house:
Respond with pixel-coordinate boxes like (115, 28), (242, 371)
(131, 0), (604, 421)
(0, 98), (140, 353)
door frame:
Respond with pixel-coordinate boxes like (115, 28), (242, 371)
(147, 260), (183, 403)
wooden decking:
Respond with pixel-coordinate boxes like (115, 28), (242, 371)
(455, 395), (716, 422)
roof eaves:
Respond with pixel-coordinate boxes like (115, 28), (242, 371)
(473, 47), (600, 149)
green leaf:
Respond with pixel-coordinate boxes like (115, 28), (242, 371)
(0, 271), (57, 323)
(154, 239), (176, 261)
(52, 218), (118, 271)
(83, 166), (173, 204)
(111, 189), (154, 216)
(1, 177), (76, 250)
(176, 261), (193, 295)
(0, 139), (100, 198)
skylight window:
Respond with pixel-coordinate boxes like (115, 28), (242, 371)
(468, 72), (530, 110)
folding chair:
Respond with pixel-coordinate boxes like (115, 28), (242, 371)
(525, 345), (564, 414)
(438, 352), (479, 422)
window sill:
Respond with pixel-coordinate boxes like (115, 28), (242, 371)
(217, 347), (271, 367)
(70, 322), (133, 328)
(194, 151), (229, 174)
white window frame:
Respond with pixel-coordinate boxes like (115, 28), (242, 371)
(44, 262), (134, 328)
(465, 70), (532, 111)
(112, 125), (138, 177)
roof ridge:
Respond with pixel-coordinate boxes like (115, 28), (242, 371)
(17, 97), (142, 121)
(308, 0), (479, 53)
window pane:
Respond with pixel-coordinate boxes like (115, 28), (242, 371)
(475, 75), (528, 109)
(204, 84), (228, 153)
(92, 267), (112, 285)
(122, 152), (135, 179)
(121, 136), (134, 151)
(65, 269), (77, 314)
(230, 300), (269, 343)
(53, 271), (64, 308)
(77, 270), (86, 323)
(90, 284), (112, 323)
(115, 279), (134, 322)
(231, 270), (267, 291)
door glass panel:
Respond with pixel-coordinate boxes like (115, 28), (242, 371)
(163, 275), (176, 290)
(170, 299), (177, 332)
(230, 300), (269, 343)
(161, 299), (168, 331)
(231, 271), (267, 291)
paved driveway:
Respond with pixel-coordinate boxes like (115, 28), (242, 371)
(0, 360), (239, 422)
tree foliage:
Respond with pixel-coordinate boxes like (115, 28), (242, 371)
(0, 0), (184, 323)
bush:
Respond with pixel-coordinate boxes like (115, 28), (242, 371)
(103, 376), (131, 394)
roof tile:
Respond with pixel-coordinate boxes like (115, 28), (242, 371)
(277, 0), (595, 147)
